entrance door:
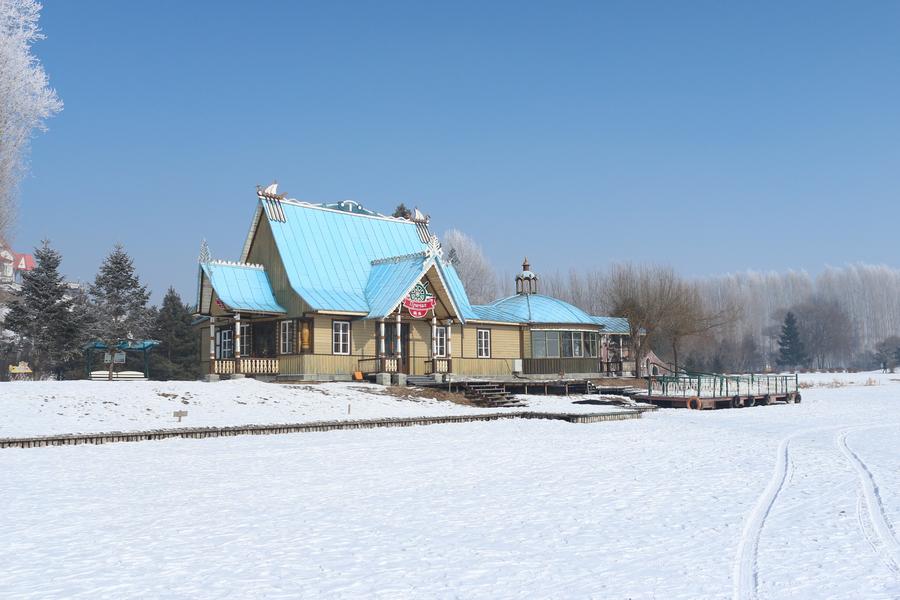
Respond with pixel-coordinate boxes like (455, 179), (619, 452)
(383, 324), (411, 373)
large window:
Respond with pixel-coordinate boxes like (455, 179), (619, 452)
(333, 321), (350, 355)
(531, 330), (598, 358)
(280, 320), (295, 354)
(433, 326), (447, 357)
(239, 323), (252, 357)
(477, 329), (491, 358)
(216, 328), (233, 359)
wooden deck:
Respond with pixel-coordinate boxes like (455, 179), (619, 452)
(632, 391), (802, 410)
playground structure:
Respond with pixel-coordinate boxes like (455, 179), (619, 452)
(634, 373), (801, 409)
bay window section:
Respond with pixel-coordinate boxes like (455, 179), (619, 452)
(532, 330), (546, 358)
(531, 330), (599, 359)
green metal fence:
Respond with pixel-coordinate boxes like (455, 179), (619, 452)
(647, 373), (799, 398)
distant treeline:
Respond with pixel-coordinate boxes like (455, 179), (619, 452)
(442, 228), (900, 373)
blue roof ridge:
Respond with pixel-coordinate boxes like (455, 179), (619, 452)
(206, 259), (265, 270)
(370, 251), (429, 266)
(274, 197), (418, 225)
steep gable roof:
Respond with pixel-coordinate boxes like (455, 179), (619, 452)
(264, 199), (428, 313)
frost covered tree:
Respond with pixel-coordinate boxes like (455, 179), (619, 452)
(441, 229), (499, 304)
(149, 287), (199, 380)
(90, 244), (151, 379)
(0, 0), (62, 236)
(776, 312), (808, 370)
(4, 240), (85, 376)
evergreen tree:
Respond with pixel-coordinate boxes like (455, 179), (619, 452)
(149, 287), (199, 380)
(392, 203), (411, 219)
(4, 241), (85, 377)
(90, 244), (151, 378)
(777, 311), (808, 369)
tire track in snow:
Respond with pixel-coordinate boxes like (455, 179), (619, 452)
(732, 425), (854, 600)
(836, 426), (900, 574)
(732, 433), (795, 600)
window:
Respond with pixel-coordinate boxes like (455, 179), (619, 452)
(561, 331), (573, 358)
(477, 329), (491, 358)
(217, 328), (233, 359)
(279, 320), (295, 354)
(572, 331), (584, 358)
(239, 323), (252, 357)
(531, 330), (599, 358)
(333, 321), (350, 355)
(532, 330), (546, 358)
(546, 331), (559, 358)
(585, 332), (598, 358)
(433, 326), (447, 357)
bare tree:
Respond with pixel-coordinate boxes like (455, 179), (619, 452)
(0, 0), (62, 236)
(601, 263), (684, 377)
(661, 281), (739, 372)
(441, 229), (499, 304)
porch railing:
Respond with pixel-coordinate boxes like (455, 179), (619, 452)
(358, 357), (399, 374)
(522, 358), (623, 376)
(647, 373), (799, 398)
(425, 358), (452, 374)
(212, 357), (279, 375)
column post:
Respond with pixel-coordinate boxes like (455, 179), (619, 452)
(446, 319), (453, 373)
(395, 310), (402, 363)
(233, 313), (243, 376)
(208, 316), (216, 377)
(431, 316), (437, 360)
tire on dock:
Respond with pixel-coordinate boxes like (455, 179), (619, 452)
(687, 396), (702, 410)
(759, 394), (771, 406)
(743, 396), (756, 408)
(730, 396), (742, 409)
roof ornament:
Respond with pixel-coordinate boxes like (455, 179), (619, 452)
(424, 233), (443, 259)
(411, 207), (429, 224)
(446, 248), (460, 266)
(198, 239), (211, 264)
(516, 257), (538, 295)
(257, 181), (287, 222)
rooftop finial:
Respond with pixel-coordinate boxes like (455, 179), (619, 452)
(516, 257), (538, 295)
(199, 239), (211, 264)
(522, 257), (530, 272)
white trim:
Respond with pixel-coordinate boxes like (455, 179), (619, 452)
(275, 197), (416, 224)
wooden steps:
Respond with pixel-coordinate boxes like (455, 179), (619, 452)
(463, 382), (524, 408)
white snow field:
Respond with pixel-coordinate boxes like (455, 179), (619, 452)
(0, 379), (628, 438)
(1, 372), (899, 599)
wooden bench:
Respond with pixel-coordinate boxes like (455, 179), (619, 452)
(89, 370), (148, 382)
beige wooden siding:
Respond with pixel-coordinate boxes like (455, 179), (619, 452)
(454, 358), (516, 376)
(461, 324), (520, 359)
(245, 216), (310, 317)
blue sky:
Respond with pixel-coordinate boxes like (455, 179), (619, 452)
(17, 1), (900, 302)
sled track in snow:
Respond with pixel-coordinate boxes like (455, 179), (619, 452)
(732, 432), (796, 600)
(836, 426), (900, 574)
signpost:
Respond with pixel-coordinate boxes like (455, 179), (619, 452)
(402, 282), (436, 318)
(173, 410), (188, 422)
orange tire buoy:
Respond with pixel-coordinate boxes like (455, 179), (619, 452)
(687, 396), (702, 410)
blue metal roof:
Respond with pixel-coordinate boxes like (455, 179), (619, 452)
(364, 253), (429, 319)
(435, 259), (479, 321)
(591, 315), (631, 334)
(201, 262), (286, 314)
(267, 201), (427, 312)
(474, 294), (599, 325)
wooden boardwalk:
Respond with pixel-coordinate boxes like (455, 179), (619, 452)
(0, 409), (642, 449)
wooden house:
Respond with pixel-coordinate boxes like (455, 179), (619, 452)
(195, 185), (635, 381)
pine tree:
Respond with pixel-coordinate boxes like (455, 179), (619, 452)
(4, 241), (85, 377)
(90, 244), (151, 378)
(777, 311), (808, 370)
(149, 287), (199, 380)
(392, 203), (411, 219)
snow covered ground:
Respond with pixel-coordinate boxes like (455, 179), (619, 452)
(0, 379), (628, 438)
(1, 372), (899, 598)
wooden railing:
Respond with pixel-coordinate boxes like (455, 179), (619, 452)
(358, 357), (399, 374)
(212, 357), (279, 375)
(522, 358), (625, 376)
(425, 358), (452, 374)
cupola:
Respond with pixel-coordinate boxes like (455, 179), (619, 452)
(515, 257), (538, 295)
